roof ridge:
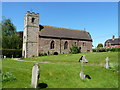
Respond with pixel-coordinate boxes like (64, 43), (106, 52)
(108, 38), (120, 40)
(41, 25), (86, 32)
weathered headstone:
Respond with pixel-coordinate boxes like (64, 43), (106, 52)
(104, 57), (110, 69)
(31, 64), (40, 88)
(80, 71), (85, 80)
(79, 55), (88, 63)
(80, 60), (85, 80)
(12, 55), (13, 58)
(4, 56), (6, 59)
(0, 55), (3, 58)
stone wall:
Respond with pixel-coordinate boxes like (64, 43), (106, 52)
(39, 37), (92, 55)
(22, 11), (39, 58)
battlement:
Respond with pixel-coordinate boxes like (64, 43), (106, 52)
(26, 11), (39, 16)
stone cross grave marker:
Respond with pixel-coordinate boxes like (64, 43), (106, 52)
(79, 60), (91, 80)
(31, 64), (40, 88)
(80, 60), (85, 80)
(79, 55), (88, 63)
(104, 57), (109, 69)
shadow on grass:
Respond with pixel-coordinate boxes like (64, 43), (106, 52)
(37, 83), (48, 89)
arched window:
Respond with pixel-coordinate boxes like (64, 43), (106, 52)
(64, 41), (68, 49)
(50, 41), (54, 49)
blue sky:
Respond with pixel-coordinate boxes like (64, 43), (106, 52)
(2, 2), (118, 48)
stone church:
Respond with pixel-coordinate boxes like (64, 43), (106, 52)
(22, 11), (92, 58)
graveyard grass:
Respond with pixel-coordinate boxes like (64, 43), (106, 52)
(2, 52), (119, 88)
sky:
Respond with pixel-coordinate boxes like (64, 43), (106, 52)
(2, 2), (118, 48)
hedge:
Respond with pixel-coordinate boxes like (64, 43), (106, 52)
(92, 48), (120, 52)
(1, 49), (22, 58)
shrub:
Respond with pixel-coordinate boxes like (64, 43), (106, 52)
(92, 48), (120, 52)
(92, 49), (96, 52)
(70, 45), (79, 54)
(109, 63), (118, 71)
(1, 49), (22, 58)
(2, 72), (16, 82)
(44, 53), (47, 56)
(39, 52), (47, 56)
(98, 48), (106, 52)
(106, 48), (120, 52)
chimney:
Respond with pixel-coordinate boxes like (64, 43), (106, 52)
(112, 35), (115, 40)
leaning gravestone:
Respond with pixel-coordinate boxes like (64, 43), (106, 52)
(104, 57), (109, 69)
(79, 55), (88, 63)
(31, 64), (40, 88)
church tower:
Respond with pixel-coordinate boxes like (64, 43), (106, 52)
(22, 11), (39, 58)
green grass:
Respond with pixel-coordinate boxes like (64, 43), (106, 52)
(2, 52), (119, 88)
(23, 52), (118, 64)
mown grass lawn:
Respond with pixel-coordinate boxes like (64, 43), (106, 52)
(23, 52), (118, 64)
(1, 52), (119, 88)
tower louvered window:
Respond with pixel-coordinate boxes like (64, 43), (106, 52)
(31, 18), (35, 23)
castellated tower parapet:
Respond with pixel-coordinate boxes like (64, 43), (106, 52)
(22, 11), (40, 58)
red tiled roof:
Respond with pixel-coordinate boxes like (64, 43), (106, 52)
(105, 38), (120, 45)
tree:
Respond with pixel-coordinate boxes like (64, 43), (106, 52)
(1, 18), (22, 49)
(97, 43), (103, 49)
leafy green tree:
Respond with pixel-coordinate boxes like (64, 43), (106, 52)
(1, 18), (22, 49)
(70, 45), (80, 54)
(97, 43), (103, 49)
(0, 23), (2, 49)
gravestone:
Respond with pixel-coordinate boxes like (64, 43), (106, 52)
(104, 57), (109, 69)
(80, 60), (85, 80)
(79, 55), (88, 63)
(12, 55), (13, 58)
(79, 60), (91, 80)
(0, 55), (3, 58)
(79, 56), (83, 62)
(80, 71), (85, 80)
(31, 64), (40, 88)
(4, 56), (6, 59)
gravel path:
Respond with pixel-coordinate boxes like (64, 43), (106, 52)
(12, 58), (67, 65)
(11, 58), (105, 66)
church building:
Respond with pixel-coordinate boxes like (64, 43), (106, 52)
(22, 11), (92, 58)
